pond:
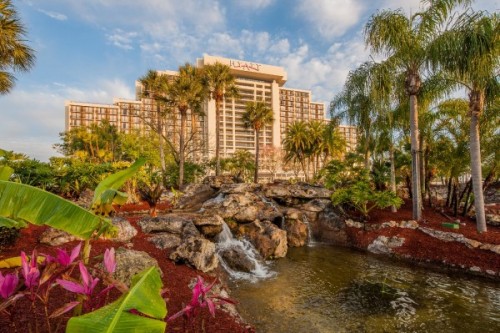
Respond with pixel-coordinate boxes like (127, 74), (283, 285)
(229, 245), (500, 333)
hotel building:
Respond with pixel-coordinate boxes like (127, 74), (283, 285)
(65, 55), (357, 175)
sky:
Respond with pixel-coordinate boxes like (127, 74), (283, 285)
(1, 0), (498, 161)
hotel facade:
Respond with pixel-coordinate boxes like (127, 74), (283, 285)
(65, 55), (356, 175)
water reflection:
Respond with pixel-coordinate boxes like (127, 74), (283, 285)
(230, 245), (500, 333)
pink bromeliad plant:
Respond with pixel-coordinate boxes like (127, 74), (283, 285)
(168, 276), (236, 332)
(0, 244), (119, 332)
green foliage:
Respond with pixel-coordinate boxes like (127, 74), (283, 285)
(323, 153), (367, 190)
(54, 121), (122, 163)
(91, 158), (147, 216)
(164, 161), (205, 188)
(0, 180), (113, 239)
(66, 267), (167, 333)
(331, 180), (403, 218)
(217, 150), (255, 182)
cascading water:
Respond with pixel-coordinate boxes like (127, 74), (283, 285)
(256, 193), (284, 228)
(302, 214), (316, 246)
(216, 222), (275, 282)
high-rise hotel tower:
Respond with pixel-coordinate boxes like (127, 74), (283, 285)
(65, 55), (356, 165)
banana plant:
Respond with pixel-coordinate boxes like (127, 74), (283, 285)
(66, 266), (167, 333)
(90, 158), (146, 217)
(0, 180), (113, 239)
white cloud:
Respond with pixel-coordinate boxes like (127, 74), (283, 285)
(37, 9), (68, 21)
(235, 0), (275, 9)
(106, 29), (138, 50)
(296, 0), (365, 39)
(1, 79), (134, 161)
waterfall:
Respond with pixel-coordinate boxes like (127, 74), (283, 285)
(216, 222), (275, 282)
(256, 193), (284, 228)
(302, 215), (316, 246)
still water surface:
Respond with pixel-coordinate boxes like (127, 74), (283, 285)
(230, 245), (500, 333)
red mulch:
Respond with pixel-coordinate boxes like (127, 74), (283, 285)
(346, 200), (500, 276)
(1, 199), (499, 332)
(0, 208), (254, 333)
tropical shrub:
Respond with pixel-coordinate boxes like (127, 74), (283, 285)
(331, 180), (403, 218)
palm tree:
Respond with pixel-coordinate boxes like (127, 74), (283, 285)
(168, 63), (205, 188)
(201, 62), (239, 176)
(364, 0), (471, 220)
(307, 120), (326, 177)
(0, 0), (35, 94)
(138, 70), (170, 176)
(427, 12), (499, 232)
(282, 121), (312, 181)
(242, 101), (274, 183)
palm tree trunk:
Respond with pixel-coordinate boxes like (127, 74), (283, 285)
(469, 97), (487, 232)
(389, 143), (397, 213)
(420, 137), (426, 206)
(409, 94), (422, 220)
(254, 129), (260, 183)
(191, 112), (197, 161)
(179, 110), (187, 188)
(215, 99), (221, 176)
(157, 104), (166, 174)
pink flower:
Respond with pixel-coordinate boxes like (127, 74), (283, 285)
(0, 272), (18, 299)
(56, 262), (99, 296)
(103, 248), (116, 274)
(55, 243), (81, 266)
(168, 276), (235, 322)
(21, 250), (40, 288)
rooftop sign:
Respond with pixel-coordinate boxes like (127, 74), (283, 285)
(229, 60), (261, 72)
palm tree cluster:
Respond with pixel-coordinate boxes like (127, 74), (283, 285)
(282, 120), (346, 181)
(331, 0), (498, 232)
(137, 62), (240, 188)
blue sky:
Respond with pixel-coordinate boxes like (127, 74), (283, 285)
(2, 0), (497, 161)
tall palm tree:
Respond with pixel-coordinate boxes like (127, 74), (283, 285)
(201, 62), (239, 176)
(307, 120), (326, 177)
(282, 121), (312, 181)
(168, 63), (205, 188)
(427, 12), (499, 232)
(138, 70), (170, 176)
(364, 0), (471, 220)
(0, 0), (35, 94)
(242, 101), (274, 183)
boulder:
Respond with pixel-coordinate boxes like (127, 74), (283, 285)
(219, 183), (262, 194)
(263, 182), (332, 204)
(114, 248), (162, 285)
(149, 233), (182, 250)
(39, 228), (79, 246)
(314, 205), (348, 245)
(193, 214), (224, 238)
(486, 214), (500, 227)
(239, 220), (288, 259)
(138, 214), (198, 235)
(202, 192), (282, 225)
(105, 216), (137, 242)
(283, 209), (308, 247)
(170, 237), (219, 272)
(367, 236), (405, 254)
(177, 183), (217, 210)
(203, 175), (240, 189)
(218, 247), (256, 273)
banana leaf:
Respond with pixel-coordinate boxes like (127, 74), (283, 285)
(66, 266), (167, 333)
(91, 158), (146, 216)
(0, 180), (112, 239)
(0, 165), (13, 181)
(0, 216), (27, 228)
